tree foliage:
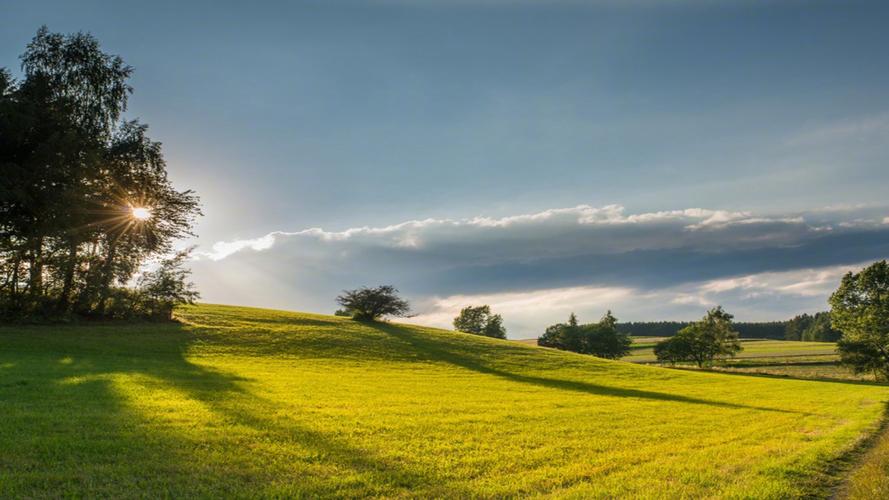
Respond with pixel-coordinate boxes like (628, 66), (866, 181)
(0, 27), (200, 320)
(136, 249), (200, 321)
(538, 311), (631, 359)
(335, 285), (410, 321)
(453, 305), (506, 339)
(784, 311), (840, 341)
(829, 260), (889, 380)
(654, 306), (742, 367)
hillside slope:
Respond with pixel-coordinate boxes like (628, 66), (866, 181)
(0, 304), (887, 498)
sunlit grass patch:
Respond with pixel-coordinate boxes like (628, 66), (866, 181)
(0, 304), (886, 497)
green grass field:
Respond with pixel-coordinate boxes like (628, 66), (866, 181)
(623, 337), (874, 382)
(2, 304), (888, 497)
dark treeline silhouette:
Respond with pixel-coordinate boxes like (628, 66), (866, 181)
(0, 28), (200, 320)
(617, 321), (787, 340)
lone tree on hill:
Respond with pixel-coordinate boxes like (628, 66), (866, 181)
(830, 260), (889, 380)
(453, 305), (507, 339)
(654, 306), (742, 367)
(336, 285), (410, 321)
(538, 311), (631, 359)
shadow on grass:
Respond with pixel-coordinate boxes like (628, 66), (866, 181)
(668, 364), (888, 387)
(0, 322), (461, 497)
(370, 322), (811, 415)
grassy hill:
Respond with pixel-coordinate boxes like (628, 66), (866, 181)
(1, 304), (887, 497)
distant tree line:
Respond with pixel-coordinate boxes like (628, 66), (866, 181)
(0, 28), (200, 321)
(617, 316), (842, 342)
(617, 320), (787, 340)
(783, 311), (841, 342)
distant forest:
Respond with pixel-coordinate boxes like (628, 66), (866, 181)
(618, 312), (840, 342)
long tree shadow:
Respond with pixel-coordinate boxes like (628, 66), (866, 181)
(0, 321), (464, 497)
(370, 322), (811, 415)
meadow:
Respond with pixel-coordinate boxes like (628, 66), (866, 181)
(622, 337), (874, 382)
(1, 304), (888, 498)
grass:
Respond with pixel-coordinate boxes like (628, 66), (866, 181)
(1, 304), (888, 497)
(842, 418), (889, 499)
(622, 337), (876, 382)
(625, 338), (839, 363)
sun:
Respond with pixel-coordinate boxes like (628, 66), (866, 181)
(131, 206), (152, 221)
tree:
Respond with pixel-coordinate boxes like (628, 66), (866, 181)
(784, 313), (813, 341)
(0, 27), (200, 320)
(335, 285), (410, 321)
(801, 312), (841, 342)
(829, 261), (889, 380)
(537, 311), (631, 359)
(136, 249), (200, 321)
(585, 311), (632, 359)
(653, 332), (695, 365)
(654, 306), (742, 367)
(784, 312), (840, 342)
(453, 305), (507, 339)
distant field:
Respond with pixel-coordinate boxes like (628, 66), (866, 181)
(1, 305), (887, 497)
(518, 336), (861, 381)
(619, 338), (875, 381)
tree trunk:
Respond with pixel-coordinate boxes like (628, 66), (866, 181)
(56, 240), (79, 313)
(27, 236), (44, 300)
(95, 243), (117, 317)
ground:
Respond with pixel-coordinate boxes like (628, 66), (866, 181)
(1, 304), (887, 498)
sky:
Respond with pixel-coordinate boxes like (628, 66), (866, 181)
(3, 0), (889, 337)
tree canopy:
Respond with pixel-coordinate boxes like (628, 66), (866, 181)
(654, 307), (742, 367)
(829, 260), (889, 380)
(0, 27), (201, 320)
(335, 285), (410, 321)
(538, 311), (631, 359)
(453, 305), (506, 339)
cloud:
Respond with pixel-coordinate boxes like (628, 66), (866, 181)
(189, 204), (889, 337)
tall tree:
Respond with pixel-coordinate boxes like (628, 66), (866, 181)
(830, 261), (889, 380)
(0, 27), (200, 320)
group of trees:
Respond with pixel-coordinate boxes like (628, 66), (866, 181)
(0, 28), (201, 320)
(784, 311), (841, 342)
(653, 307), (742, 367)
(453, 305), (506, 339)
(538, 311), (631, 359)
(331, 260), (889, 381)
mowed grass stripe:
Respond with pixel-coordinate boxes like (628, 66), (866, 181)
(0, 304), (886, 497)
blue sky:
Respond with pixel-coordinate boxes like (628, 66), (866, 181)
(4, 1), (889, 336)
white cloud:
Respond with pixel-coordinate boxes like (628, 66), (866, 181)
(411, 285), (635, 331)
(199, 204), (819, 262)
(188, 203), (889, 337)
